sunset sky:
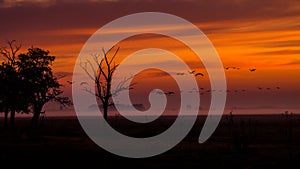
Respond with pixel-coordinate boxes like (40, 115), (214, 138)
(1, 0), (300, 114)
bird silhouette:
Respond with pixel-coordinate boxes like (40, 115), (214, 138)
(276, 86), (281, 90)
(176, 72), (185, 75)
(249, 68), (256, 72)
(225, 66), (240, 70)
(258, 87), (263, 90)
(80, 82), (89, 86)
(195, 72), (204, 77)
(187, 69), (204, 77)
(188, 70), (196, 74)
(67, 80), (74, 85)
(164, 91), (175, 96)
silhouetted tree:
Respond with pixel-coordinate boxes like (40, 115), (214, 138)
(0, 40), (29, 128)
(80, 46), (133, 120)
(0, 63), (13, 127)
(0, 40), (20, 65)
(17, 47), (72, 128)
(0, 65), (9, 127)
(0, 63), (29, 128)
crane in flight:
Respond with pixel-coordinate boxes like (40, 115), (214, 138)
(67, 80), (75, 85)
(187, 70), (204, 77)
(249, 68), (256, 72)
(164, 91), (175, 96)
(195, 72), (204, 77)
(176, 72), (185, 75)
(80, 82), (89, 86)
(188, 70), (196, 74)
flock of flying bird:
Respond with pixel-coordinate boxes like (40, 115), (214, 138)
(176, 66), (257, 77)
(156, 66), (281, 96)
(66, 66), (280, 96)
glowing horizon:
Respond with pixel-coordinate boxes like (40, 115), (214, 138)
(1, 0), (300, 112)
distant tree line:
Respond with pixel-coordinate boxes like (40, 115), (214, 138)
(0, 40), (71, 128)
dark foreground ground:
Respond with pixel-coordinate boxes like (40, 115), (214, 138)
(1, 114), (300, 169)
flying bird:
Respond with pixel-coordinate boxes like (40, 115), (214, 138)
(67, 80), (75, 85)
(249, 68), (256, 72)
(176, 72), (185, 75)
(225, 66), (240, 70)
(195, 72), (204, 77)
(276, 86), (281, 90)
(164, 91), (175, 96)
(80, 82), (89, 86)
(188, 70), (196, 74)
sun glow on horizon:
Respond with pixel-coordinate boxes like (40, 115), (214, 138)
(1, 1), (300, 112)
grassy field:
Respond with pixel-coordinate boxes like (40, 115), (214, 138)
(0, 114), (300, 169)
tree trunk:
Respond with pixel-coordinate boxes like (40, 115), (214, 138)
(103, 83), (110, 121)
(10, 109), (15, 128)
(4, 109), (8, 128)
(103, 103), (108, 120)
(31, 109), (41, 128)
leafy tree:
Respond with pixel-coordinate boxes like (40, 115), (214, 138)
(0, 40), (28, 128)
(17, 47), (72, 128)
(0, 64), (9, 127)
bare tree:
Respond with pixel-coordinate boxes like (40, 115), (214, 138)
(0, 40), (21, 65)
(80, 46), (134, 120)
